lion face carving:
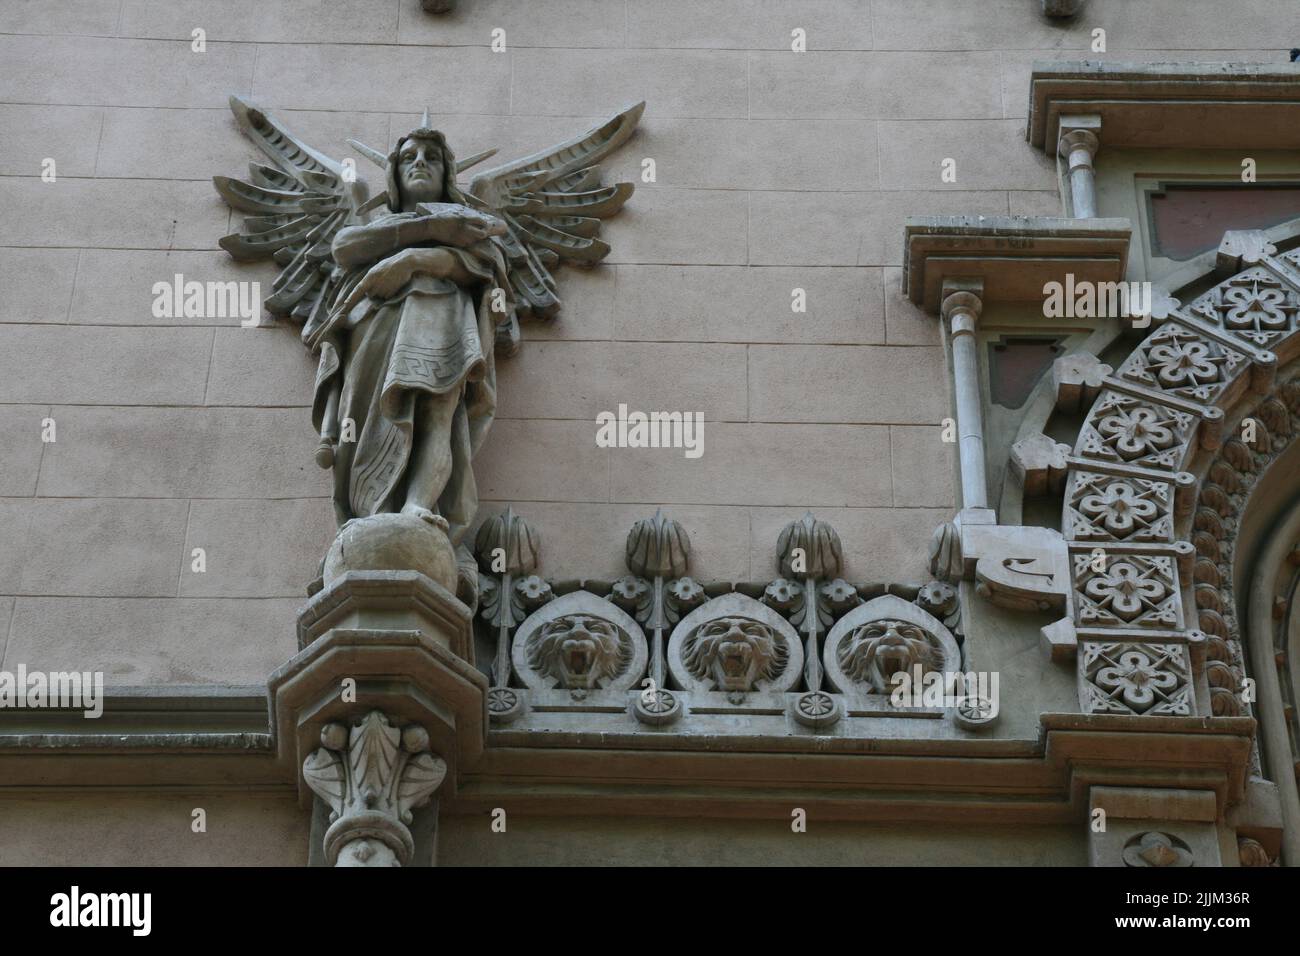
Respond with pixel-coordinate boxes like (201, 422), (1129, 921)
(837, 618), (944, 693)
(682, 616), (787, 693)
(527, 614), (629, 692)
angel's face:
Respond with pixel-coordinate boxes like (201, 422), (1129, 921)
(397, 137), (445, 207)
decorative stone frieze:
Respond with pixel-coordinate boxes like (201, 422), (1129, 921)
(822, 596), (961, 707)
(668, 594), (803, 705)
(512, 591), (647, 706)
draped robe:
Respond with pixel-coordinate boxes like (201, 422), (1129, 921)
(303, 208), (510, 550)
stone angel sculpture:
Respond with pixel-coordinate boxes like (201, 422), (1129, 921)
(213, 96), (643, 602)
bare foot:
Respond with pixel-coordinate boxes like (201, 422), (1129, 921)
(400, 503), (450, 533)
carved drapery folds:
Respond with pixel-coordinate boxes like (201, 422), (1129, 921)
(473, 509), (982, 733)
(1059, 231), (1300, 720)
(303, 711), (448, 867)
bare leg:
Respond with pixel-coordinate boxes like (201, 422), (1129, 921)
(401, 389), (459, 532)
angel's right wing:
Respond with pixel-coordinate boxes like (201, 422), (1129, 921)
(467, 102), (644, 353)
(212, 96), (368, 329)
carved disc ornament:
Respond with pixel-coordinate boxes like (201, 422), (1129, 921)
(668, 594), (803, 696)
(512, 591), (647, 696)
(822, 595), (960, 697)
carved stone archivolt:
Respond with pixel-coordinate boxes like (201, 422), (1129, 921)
(1060, 231), (1300, 719)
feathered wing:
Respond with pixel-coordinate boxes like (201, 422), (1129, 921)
(213, 96), (367, 329)
(467, 101), (644, 354)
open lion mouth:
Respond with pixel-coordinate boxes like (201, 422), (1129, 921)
(714, 641), (754, 689)
(562, 639), (595, 678)
(876, 642), (913, 675)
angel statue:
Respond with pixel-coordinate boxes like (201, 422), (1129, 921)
(213, 97), (643, 603)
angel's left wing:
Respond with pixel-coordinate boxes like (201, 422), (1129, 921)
(213, 96), (368, 328)
(467, 102), (644, 354)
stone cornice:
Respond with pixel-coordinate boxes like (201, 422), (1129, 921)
(903, 215), (1132, 312)
(0, 689), (1257, 825)
(1028, 61), (1300, 154)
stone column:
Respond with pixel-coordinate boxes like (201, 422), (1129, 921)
(941, 287), (989, 515)
(1058, 116), (1101, 219)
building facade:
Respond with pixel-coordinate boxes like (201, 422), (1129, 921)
(0, 0), (1298, 867)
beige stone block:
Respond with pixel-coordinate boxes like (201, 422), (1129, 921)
(0, 500), (33, 593)
(0, 178), (227, 249)
(253, 43), (508, 113)
(205, 327), (316, 407)
(440, 815), (1085, 866)
(0, 105), (101, 176)
(884, 266), (939, 345)
(96, 106), (390, 182)
(0, 249), (78, 324)
(750, 51), (1004, 119)
(890, 425), (957, 508)
(0, 36), (255, 107)
(475, 419), (609, 503)
(748, 344), (948, 423)
(495, 341), (748, 421)
(0, 407), (46, 496)
(0, 325), (212, 405)
(12, 497), (189, 597)
(1087, 0), (1279, 50)
(609, 423), (892, 507)
(612, 265), (884, 344)
(474, 501), (751, 581)
(71, 250), (264, 326)
(0, 0), (122, 35)
(750, 505), (949, 583)
(602, 117), (878, 191)
(119, 0), (399, 44)
(749, 189), (1008, 266)
(1009, 190), (1065, 217)
(627, 0), (874, 50)
(872, 0), (1093, 51)
(511, 49), (749, 118)
(0, 794), (308, 866)
(602, 187), (750, 265)
(4, 596), (301, 684)
(398, 0), (624, 48)
(878, 119), (1055, 190)
(525, 264), (616, 342)
(35, 406), (330, 499)
(181, 498), (335, 597)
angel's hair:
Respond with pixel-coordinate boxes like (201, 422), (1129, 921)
(386, 127), (467, 211)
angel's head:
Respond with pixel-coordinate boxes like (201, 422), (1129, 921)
(386, 126), (466, 212)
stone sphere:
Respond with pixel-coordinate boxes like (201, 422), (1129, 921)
(323, 513), (458, 593)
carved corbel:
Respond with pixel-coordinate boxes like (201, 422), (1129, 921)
(1088, 787), (1222, 867)
(1010, 433), (1071, 498)
(303, 711), (448, 867)
(1053, 352), (1111, 415)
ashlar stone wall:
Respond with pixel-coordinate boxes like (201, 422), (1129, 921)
(0, 0), (1285, 687)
